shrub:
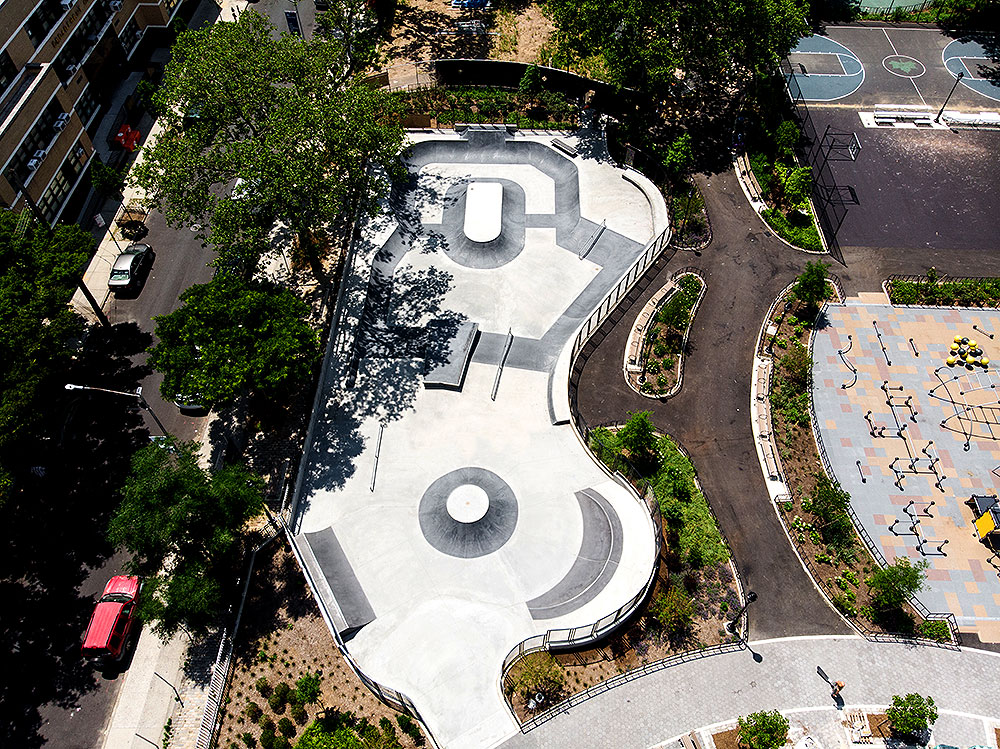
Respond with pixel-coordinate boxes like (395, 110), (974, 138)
(290, 703), (307, 725)
(277, 717), (295, 738)
(737, 710), (790, 749)
(887, 693), (937, 736)
(650, 587), (695, 633)
(268, 689), (287, 714)
(749, 153), (773, 195)
(774, 120), (800, 159)
(240, 732), (256, 748)
(254, 677), (271, 697)
(762, 207), (823, 251)
(245, 702), (262, 722)
(617, 410), (659, 468)
(792, 260), (830, 310)
(780, 342), (812, 394)
(295, 672), (322, 705)
(807, 474), (856, 554)
(510, 652), (564, 701)
(397, 715), (425, 745)
(663, 132), (694, 180)
(831, 593), (857, 617)
(259, 716), (275, 733)
(917, 619), (951, 642)
(867, 558), (928, 610)
(518, 64), (543, 97)
(783, 166), (812, 206)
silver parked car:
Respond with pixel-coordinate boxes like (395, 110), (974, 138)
(108, 243), (153, 290)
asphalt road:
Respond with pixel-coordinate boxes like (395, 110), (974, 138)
(32, 209), (215, 749)
(104, 207), (217, 442)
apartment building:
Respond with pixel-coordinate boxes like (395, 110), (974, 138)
(0, 0), (181, 223)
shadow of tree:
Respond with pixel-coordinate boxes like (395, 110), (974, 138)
(0, 322), (153, 747)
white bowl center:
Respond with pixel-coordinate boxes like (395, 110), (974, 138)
(446, 484), (490, 523)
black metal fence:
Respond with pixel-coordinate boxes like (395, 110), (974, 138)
(780, 58), (848, 265)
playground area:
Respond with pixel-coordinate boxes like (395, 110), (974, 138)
(788, 26), (1000, 114)
(290, 127), (663, 748)
(813, 302), (1000, 642)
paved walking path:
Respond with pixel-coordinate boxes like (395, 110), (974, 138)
(500, 635), (1000, 749)
(574, 164), (1000, 645)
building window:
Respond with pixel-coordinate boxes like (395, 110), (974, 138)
(164, 0), (181, 15)
(61, 142), (87, 182)
(25, 0), (68, 48)
(0, 50), (17, 100)
(2, 99), (68, 188)
(119, 19), (142, 54)
(38, 169), (73, 222)
(75, 85), (100, 125)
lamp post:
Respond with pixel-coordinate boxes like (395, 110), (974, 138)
(65, 383), (169, 436)
(725, 590), (758, 636)
(935, 70), (965, 123)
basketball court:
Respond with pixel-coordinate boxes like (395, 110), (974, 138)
(789, 27), (1000, 115)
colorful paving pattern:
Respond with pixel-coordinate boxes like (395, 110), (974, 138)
(812, 303), (1000, 642)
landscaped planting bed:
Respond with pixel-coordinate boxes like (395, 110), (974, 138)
(630, 274), (704, 397)
(214, 540), (426, 749)
(887, 273), (1000, 307)
(504, 417), (740, 722)
(760, 285), (947, 641)
(394, 85), (578, 129)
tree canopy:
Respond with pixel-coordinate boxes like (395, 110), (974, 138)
(545, 0), (810, 97)
(887, 693), (938, 737)
(108, 438), (264, 636)
(737, 710), (790, 749)
(792, 259), (829, 309)
(131, 11), (404, 264)
(0, 210), (91, 503)
(148, 276), (319, 408)
(866, 558), (928, 611)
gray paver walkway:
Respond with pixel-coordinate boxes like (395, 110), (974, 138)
(500, 635), (1000, 749)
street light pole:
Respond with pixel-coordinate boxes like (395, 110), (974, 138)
(725, 590), (758, 636)
(65, 383), (169, 436)
(935, 71), (965, 123)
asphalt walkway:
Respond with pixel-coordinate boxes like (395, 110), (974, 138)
(574, 164), (1000, 643)
(499, 635), (1000, 749)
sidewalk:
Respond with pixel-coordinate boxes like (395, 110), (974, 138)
(499, 635), (1000, 749)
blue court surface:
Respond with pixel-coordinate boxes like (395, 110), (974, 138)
(788, 27), (1000, 109)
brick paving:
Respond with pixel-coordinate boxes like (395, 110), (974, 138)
(813, 304), (1000, 642)
(500, 636), (1000, 749)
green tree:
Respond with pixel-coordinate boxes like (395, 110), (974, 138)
(866, 558), (928, 611)
(663, 132), (694, 180)
(783, 166), (812, 206)
(0, 211), (91, 504)
(510, 652), (565, 701)
(518, 64), (544, 97)
(545, 0), (809, 98)
(131, 12), (403, 265)
(791, 259), (830, 310)
(886, 693), (937, 737)
(737, 710), (790, 749)
(617, 410), (659, 467)
(89, 161), (127, 196)
(807, 474), (855, 555)
(148, 276), (319, 408)
(774, 120), (799, 159)
(108, 438), (264, 636)
(650, 587), (694, 633)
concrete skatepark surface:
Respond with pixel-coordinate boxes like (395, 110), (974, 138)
(292, 127), (664, 748)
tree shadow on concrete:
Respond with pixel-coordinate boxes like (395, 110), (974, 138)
(295, 263), (466, 509)
(0, 322), (153, 747)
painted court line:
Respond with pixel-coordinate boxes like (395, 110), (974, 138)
(884, 28), (927, 107)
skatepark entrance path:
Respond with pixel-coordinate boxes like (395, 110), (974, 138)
(292, 127), (664, 749)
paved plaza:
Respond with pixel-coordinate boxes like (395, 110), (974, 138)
(813, 302), (1000, 642)
(501, 636), (1000, 749)
(291, 127), (664, 748)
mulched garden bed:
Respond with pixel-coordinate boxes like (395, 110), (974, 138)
(214, 540), (426, 749)
(760, 288), (937, 640)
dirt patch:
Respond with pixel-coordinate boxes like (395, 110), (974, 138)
(215, 540), (426, 748)
(712, 726), (743, 749)
(380, 0), (554, 67)
(867, 713), (892, 739)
